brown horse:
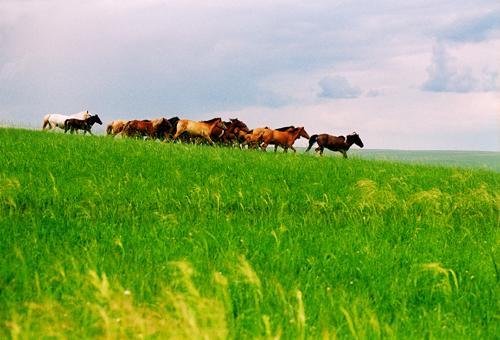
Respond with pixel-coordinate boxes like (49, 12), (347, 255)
(172, 118), (226, 145)
(211, 118), (250, 146)
(233, 127), (250, 149)
(64, 115), (103, 135)
(119, 118), (172, 141)
(305, 132), (364, 158)
(241, 127), (269, 150)
(260, 126), (296, 152)
(106, 120), (128, 136)
(260, 127), (310, 153)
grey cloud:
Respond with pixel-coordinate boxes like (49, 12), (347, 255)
(420, 43), (479, 93)
(318, 75), (363, 99)
(435, 10), (500, 43)
(481, 68), (500, 92)
(366, 89), (382, 98)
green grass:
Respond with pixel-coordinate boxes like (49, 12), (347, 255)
(1, 127), (499, 339)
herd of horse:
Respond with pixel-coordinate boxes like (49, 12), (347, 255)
(42, 111), (364, 158)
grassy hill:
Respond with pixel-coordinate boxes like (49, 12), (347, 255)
(1, 128), (499, 339)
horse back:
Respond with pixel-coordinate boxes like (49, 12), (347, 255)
(269, 128), (300, 145)
(318, 134), (345, 150)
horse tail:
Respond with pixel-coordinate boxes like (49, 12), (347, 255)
(64, 119), (69, 133)
(305, 134), (318, 153)
(106, 121), (113, 135)
(42, 114), (50, 130)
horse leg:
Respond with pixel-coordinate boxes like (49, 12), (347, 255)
(172, 127), (186, 142)
(203, 135), (215, 145)
(341, 150), (348, 158)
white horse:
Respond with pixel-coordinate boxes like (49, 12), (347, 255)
(42, 111), (92, 131)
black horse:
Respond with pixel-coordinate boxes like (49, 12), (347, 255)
(64, 115), (103, 135)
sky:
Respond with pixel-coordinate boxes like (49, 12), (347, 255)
(1, 0), (499, 151)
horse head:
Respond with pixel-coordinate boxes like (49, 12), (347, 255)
(217, 119), (227, 131)
(232, 119), (250, 132)
(92, 115), (103, 125)
(160, 118), (172, 130)
(298, 127), (310, 140)
(347, 132), (364, 148)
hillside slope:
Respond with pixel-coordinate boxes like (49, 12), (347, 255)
(1, 128), (499, 339)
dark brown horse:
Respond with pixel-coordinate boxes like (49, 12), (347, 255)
(119, 118), (172, 141)
(64, 115), (103, 135)
(210, 118), (250, 146)
(260, 127), (310, 153)
(305, 132), (364, 158)
(166, 117), (180, 140)
(172, 118), (226, 145)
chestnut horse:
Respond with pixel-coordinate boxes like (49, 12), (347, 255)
(172, 118), (226, 145)
(305, 132), (364, 158)
(42, 111), (92, 131)
(120, 118), (172, 141)
(64, 115), (103, 135)
(242, 127), (269, 150)
(260, 127), (310, 153)
(260, 126), (296, 152)
(233, 127), (251, 149)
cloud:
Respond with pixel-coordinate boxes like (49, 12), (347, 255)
(420, 43), (479, 93)
(481, 68), (500, 92)
(318, 75), (363, 99)
(435, 10), (500, 43)
(366, 89), (382, 98)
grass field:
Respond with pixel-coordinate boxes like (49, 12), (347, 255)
(1, 127), (499, 339)
(348, 149), (500, 172)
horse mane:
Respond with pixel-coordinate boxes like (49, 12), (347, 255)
(346, 132), (360, 142)
(203, 117), (221, 124)
(275, 125), (294, 131)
